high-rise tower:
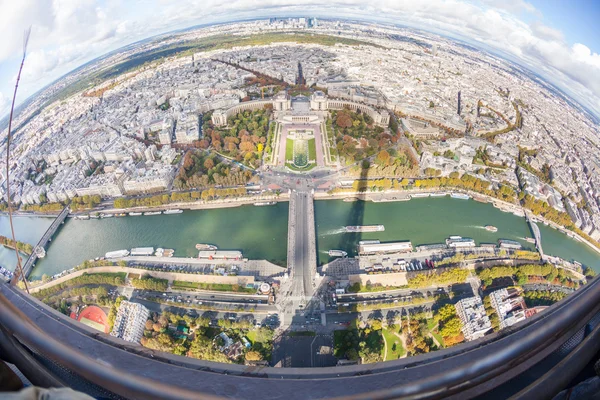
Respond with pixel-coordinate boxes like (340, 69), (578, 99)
(457, 91), (462, 115)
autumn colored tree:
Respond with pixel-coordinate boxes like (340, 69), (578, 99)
(336, 112), (353, 128)
(245, 351), (263, 361)
(203, 158), (214, 170)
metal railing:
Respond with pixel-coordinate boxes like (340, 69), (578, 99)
(0, 276), (598, 400)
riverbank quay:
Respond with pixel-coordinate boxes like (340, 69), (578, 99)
(76, 193), (289, 216)
(27, 265), (257, 294)
(0, 211), (61, 218)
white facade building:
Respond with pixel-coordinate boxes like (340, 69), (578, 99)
(110, 301), (150, 343)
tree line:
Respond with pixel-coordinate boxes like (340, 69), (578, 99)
(0, 235), (33, 254)
(523, 290), (567, 307)
(130, 275), (168, 291)
(174, 150), (253, 190)
(32, 272), (126, 302)
(476, 263), (578, 287)
(113, 186), (249, 209)
(407, 268), (469, 288)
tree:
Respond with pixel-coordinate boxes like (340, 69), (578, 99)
(583, 266), (596, 279)
(376, 150), (390, 164)
(245, 350), (263, 361)
(436, 304), (457, 324)
(440, 317), (462, 338)
(370, 319), (383, 331)
(183, 153), (194, 170)
(336, 112), (353, 128)
(145, 320), (154, 330)
(204, 158), (215, 170)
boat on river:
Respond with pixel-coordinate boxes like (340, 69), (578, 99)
(196, 243), (218, 251)
(164, 209), (183, 214)
(485, 225), (498, 232)
(328, 250), (348, 257)
(105, 249), (130, 259)
(129, 212), (142, 216)
(254, 201), (276, 206)
(450, 193), (471, 200)
(144, 211), (162, 216)
(345, 225), (385, 233)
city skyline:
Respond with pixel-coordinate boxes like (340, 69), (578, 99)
(0, 1), (599, 119)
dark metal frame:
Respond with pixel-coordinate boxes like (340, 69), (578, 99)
(1, 276), (598, 400)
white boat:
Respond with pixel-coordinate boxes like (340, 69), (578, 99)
(430, 192), (448, 197)
(129, 212), (142, 216)
(411, 193), (430, 198)
(358, 240), (380, 245)
(164, 209), (183, 214)
(450, 193), (470, 200)
(254, 201), (276, 206)
(328, 250), (348, 257)
(196, 244), (218, 251)
(144, 211), (162, 216)
(131, 247), (154, 256)
(446, 236), (476, 248)
(105, 249), (130, 259)
(485, 225), (498, 232)
(345, 225), (385, 233)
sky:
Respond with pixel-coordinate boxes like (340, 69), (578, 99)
(0, 0), (599, 119)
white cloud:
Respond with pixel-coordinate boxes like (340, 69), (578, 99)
(530, 22), (564, 42)
(0, 91), (8, 116)
(0, 0), (599, 116)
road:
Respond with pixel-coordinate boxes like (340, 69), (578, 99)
(135, 289), (269, 305)
(131, 290), (276, 314)
(288, 190), (313, 303)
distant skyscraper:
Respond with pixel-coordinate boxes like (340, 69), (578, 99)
(457, 91), (462, 115)
(296, 62), (306, 85)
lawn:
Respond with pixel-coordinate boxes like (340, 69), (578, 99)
(427, 318), (445, 347)
(308, 138), (316, 161)
(285, 138), (294, 163)
(171, 281), (255, 293)
(382, 328), (404, 360)
(246, 330), (257, 344)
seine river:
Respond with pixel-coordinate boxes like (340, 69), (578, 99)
(1, 197), (599, 279)
(315, 198), (600, 272)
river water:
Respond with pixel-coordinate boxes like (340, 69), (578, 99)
(1, 197), (599, 279)
(315, 198), (600, 271)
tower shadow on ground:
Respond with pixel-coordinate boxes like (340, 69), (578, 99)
(271, 163), (370, 368)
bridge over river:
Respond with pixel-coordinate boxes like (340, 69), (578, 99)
(526, 213), (544, 259)
(12, 206), (70, 284)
